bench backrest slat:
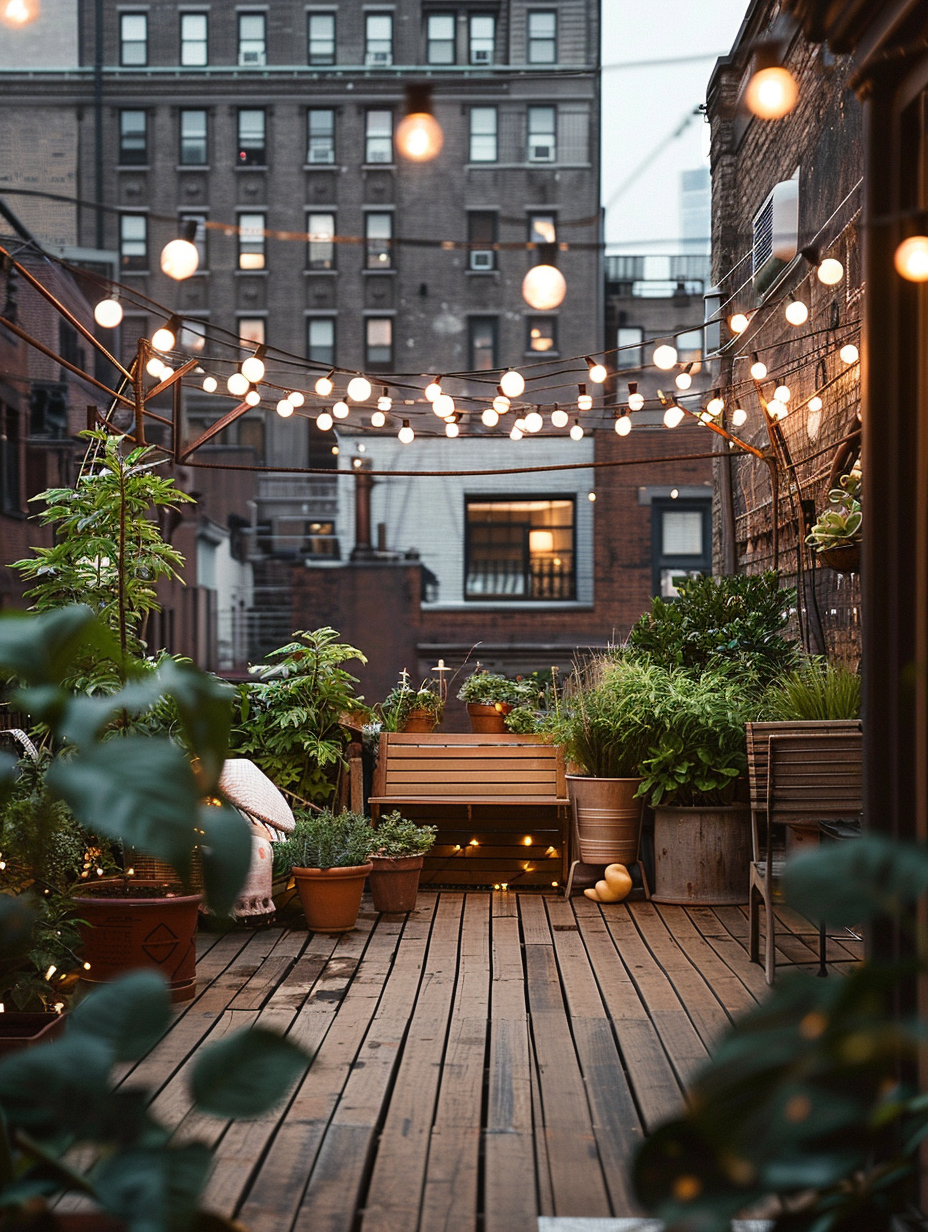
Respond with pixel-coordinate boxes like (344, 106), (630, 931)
(375, 733), (566, 800)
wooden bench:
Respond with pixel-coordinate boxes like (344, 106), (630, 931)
(370, 733), (570, 889)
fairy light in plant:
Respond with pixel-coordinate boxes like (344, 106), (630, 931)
(333, 400), (350, 419)
(750, 353), (767, 380)
(83, 961), (91, 971)
(45, 965), (57, 981)
(469, 839), (479, 847)
(315, 371), (335, 397)
(482, 408), (499, 427)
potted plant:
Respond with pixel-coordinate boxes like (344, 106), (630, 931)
(379, 674), (443, 733)
(806, 464), (862, 573)
(457, 670), (529, 733)
(274, 809), (373, 933)
(368, 812), (437, 912)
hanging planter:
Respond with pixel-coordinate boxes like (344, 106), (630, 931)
(807, 465), (861, 574)
(817, 542), (860, 573)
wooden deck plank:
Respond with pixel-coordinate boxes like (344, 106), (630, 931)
(652, 905), (761, 1010)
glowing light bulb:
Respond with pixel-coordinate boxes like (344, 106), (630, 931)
(276, 399), (294, 417)
(745, 66), (799, 120)
(500, 370), (525, 398)
(333, 400), (349, 418)
(481, 408), (499, 427)
(729, 313), (749, 334)
(524, 410), (543, 433)
(288, 390), (305, 407)
(316, 412), (333, 431)
(769, 399), (788, 420)
(202, 375), (218, 393)
(370, 409), (386, 428)
(347, 376), (372, 402)
(245, 387), (261, 407)
(146, 358), (166, 380)
(151, 324), (176, 352)
(663, 405), (685, 428)
(493, 394), (510, 414)
(433, 393), (455, 418)
(750, 358), (767, 380)
(894, 236), (928, 281)
(160, 238), (199, 280)
(425, 380), (442, 402)
(377, 393), (392, 411)
(675, 371), (692, 390)
(785, 299), (809, 325)
(731, 407), (747, 427)
(94, 298), (123, 329)
(652, 344), (677, 370)
(570, 420), (584, 441)
(315, 374), (334, 397)
(706, 395), (725, 415)
(840, 343), (859, 364)
(241, 353), (265, 383)
(0, 0), (40, 28)
(615, 414), (632, 436)
(588, 361), (607, 384)
(817, 257), (844, 285)
(514, 419), (527, 432)
(774, 384), (791, 402)
(398, 420), (414, 444)
(395, 111), (444, 161)
(551, 407), (569, 428)
(510, 426), (523, 440)
(227, 371), (249, 397)
(521, 264), (566, 311)
(628, 391), (644, 412)
(807, 395), (823, 413)
(577, 386), (593, 412)
(445, 420), (459, 438)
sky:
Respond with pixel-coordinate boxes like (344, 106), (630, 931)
(601, 0), (750, 252)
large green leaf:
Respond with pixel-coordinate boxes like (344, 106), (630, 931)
(197, 804), (252, 917)
(0, 607), (117, 686)
(68, 972), (171, 1062)
(56, 676), (169, 748)
(92, 1141), (212, 1232)
(156, 661), (233, 794)
(785, 834), (928, 927)
(189, 1027), (309, 1119)
(0, 1033), (114, 1137)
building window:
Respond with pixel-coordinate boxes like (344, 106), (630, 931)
(527, 106), (556, 162)
(238, 318), (265, 346)
(469, 317), (498, 370)
(465, 498), (576, 601)
(616, 325), (643, 369)
(469, 107), (497, 162)
(238, 13), (266, 65)
(179, 214), (207, 270)
(527, 317), (556, 353)
(238, 213), (266, 270)
(651, 498), (711, 597)
(118, 110), (147, 165)
(427, 13), (455, 63)
(119, 214), (147, 271)
(469, 14), (495, 64)
(180, 13), (208, 66)
(365, 110), (393, 163)
(527, 11), (556, 63)
(528, 212), (556, 244)
(365, 317), (393, 368)
(120, 13), (147, 66)
(237, 109), (266, 165)
(180, 109), (207, 165)
(365, 213), (392, 269)
(307, 109), (335, 164)
(365, 14), (393, 66)
(178, 318), (207, 352)
(676, 328), (703, 362)
(308, 12), (335, 65)
(308, 318), (335, 365)
(0, 405), (20, 514)
(307, 213), (335, 269)
(468, 211), (497, 270)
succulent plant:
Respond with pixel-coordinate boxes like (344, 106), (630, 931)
(806, 465), (862, 552)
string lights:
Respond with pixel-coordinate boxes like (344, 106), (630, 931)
(315, 371), (335, 397)
(93, 298), (123, 329)
(398, 420), (415, 444)
(499, 370), (525, 398)
(894, 234), (928, 282)
(652, 343), (678, 370)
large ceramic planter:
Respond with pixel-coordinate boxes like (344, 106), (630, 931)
(292, 863), (373, 933)
(467, 703), (509, 733)
(0, 1010), (67, 1058)
(402, 709), (438, 733)
(74, 880), (203, 1003)
(566, 775), (644, 865)
(368, 855), (424, 913)
(651, 804), (752, 905)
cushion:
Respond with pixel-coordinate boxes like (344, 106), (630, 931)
(219, 758), (296, 834)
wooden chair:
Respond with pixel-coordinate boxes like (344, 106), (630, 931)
(748, 728), (862, 983)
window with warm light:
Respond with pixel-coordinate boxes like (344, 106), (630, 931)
(469, 107), (497, 162)
(118, 110), (147, 165)
(527, 317), (556, 353)
(180, 110), (207, 165)
(180, 13), (208, 66)
(307, 318), (335, 365)
(427, 13), (455, 63)
(616, 325), (644, 369)
(308, 12), (335, 65)
(527, 11), (556, 63)
(179, 214), (207, 270)
(528, 106), (556, 162)
(365, 318), (393, 368)
(238, 318), (265, 347)
(307, 109), (335, 163)
(528, 213), (557, 244)
(307, 213), (335, 269)
(120, 13), (147, 66)
(465, 498), (576, 600)
(365, 110), (393, 163)
(651, 497), (711, 597)
(238, 13), (266, 65)
(469, 317), (498, 369)
(469, 14), (495, 64)
(468, 211), (497, 270)
(119, 215), (147, 271)
(365, 213), (392, 269)
(237, 110), (266, 165)
(238, 213), (266, 270)
(365, 14), (393, 65)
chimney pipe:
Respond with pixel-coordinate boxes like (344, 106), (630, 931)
(377, 521), (387, 552)
(351, 460), (375, 560)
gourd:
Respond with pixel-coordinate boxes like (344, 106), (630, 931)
(583, 862), (633, 903)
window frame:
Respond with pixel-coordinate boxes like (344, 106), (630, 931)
(365, 109), (393, 164)
(180, 12), (208, 66)
(237, 12), (267, 66)
(119, 13), (148, 66)
(527, 105), (557, 162)
(427, 12), (456, 64)
(467, 210), (497, 271)
(527, 316), (557, 354)
(307, 212), (336, 270)
(365, 317), (393, 370)
(237, 318), (266, 347)
(237, 108), (266, 167)
(527, 10), (557, 63)
(179, 213), (208, 271)
(676, 328), (703, 363)
(650, 497), (712, 598)
(0, 404), (21, 515)
(307, 317), (336, 366)
(365, 13), (393, 66)
(615, 325), (644, 370)
(469, 106), (498, 162)
(364, 212), (393, 270)
(119, 213), (148, 272)
(179, 109), (208, 166)
(469, 315), (498, 370)
(237, 212), (266, 271)
(468, 13), (495, 64)
(307, 108), (335, 164)
(118, 109), (147, 166)
(308, 12), (336, 65)
(527, 212), (557, 245)
(464, 495), (577, 602)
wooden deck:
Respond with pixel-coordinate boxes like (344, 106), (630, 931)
(117, 893), (863, 1232)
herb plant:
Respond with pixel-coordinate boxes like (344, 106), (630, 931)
(763, 656), (861, 721)
(457, 669), (530, 706)
(274, 809), (374, 872)
(371, 812), (437, 858)
(378, 675), (443, 731)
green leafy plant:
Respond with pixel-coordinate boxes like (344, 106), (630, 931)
(634, 832), (928, 1232)
(232, 628), (368, 801)
(807, 466), (862, 553)
(763, 657), (862, 721)
(273, 808), (374, 872)
(457, 669), (530, 706)
(371, 812), (437, 858)
(378, 675), (443, 731)
(627, 571), (799, 686)
(504, 705), (541, 734)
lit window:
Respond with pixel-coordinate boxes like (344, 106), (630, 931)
(365, 110), (393, 163)
(119, 215), (147, 271)
(469, 317), (498, 369)
(307, 109), (335, 163)
(118, 110), (147, 165)
(469, 14), (495, 64)
(469, 107), (497, 162)
(120, 13), (147, 66)
(468, 212), (497, 271)
(365, 14), (393, 65)
(237, 110), (265, 165)
(527, 317), (556, 353)
(528, 11), (556, 63)
(466, 498), (576, 601)
(365, 213), (392, 269)
(528, 213), (557, 244)
(238, 318), (265, 346)
(180, 13), (208, 66)
(238, 13), (266, 65)
(179, 214), (207, 269)
(308, 318), (335, 365)
(180, 110), (207, 165)
(307, 213), (335, 269)
(365, 318), (393, 368)
(528, 106), (556, 162)
(308, 13), (335, 65)
(427, 14), (455, 63)
(676, 329), (703, 362)
(238, 213), (266, 270)
(616, 326), (644, 369)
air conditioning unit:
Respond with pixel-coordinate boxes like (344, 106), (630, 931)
(365, 51), (392, 65)
(309, 147), (333, 164)
(529, 140), (554, 162)
(470, 250), (494, 270)
(472, 48), (492, 64)
(752, 178), (798, 277)
(239, 50), (266, 65)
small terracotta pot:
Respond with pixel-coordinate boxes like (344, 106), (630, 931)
(292, 863), (373, 933)
(817, 543), (860, 573)
(0, 1010), (67, 1057)
(467, 702), (509, 733)
(368, 855), (425, 913)
(73, 880), (203, 1003)
(402, 709), (438, 733)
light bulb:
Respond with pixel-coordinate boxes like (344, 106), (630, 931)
(894, 236), (928, 282)
(551, 408), (569, 428)
(227, 372), (249, 397)
(241, 354), (265, 383)
(744, 66), (799, 120)
(817, 257), (844, 285)
(398, 421), (414, 444)
(524, 410), (543, 433)
(152, 325), (176, 352)
(377, 393), (392, 411)
(769, 399), (788, 420)
(481, 408), (499, 427)
(807, 395), (823, 413)
(569, 421), (584, 441)
(276, 399), (294, 417)
(425, 380), (442, 402)
(675, 371), (692, 390)
(245, 387), (261, 407)
(288, 391), (305, 407)
(395, 111), (444, 161)
(492, 395), (510, 414)
(315, 374), (334, 397)
(146, 357), (165, 378)
(707, 395), (725, 415)
(347, 376), (372, 402)
(615, 414), (632, 436)
(433, 393), (455, 418)
(652, 344), (677, 370)
(202, 375), (218, 393)
(94, 298), (123, 329)
(445, 420), (459, 438)
(510, 426), (523, 440)
(316, 412), (333, 431)
(333, 400), (349, 418)
(514, 418), (527, 432)
(577, 387), (593, 412)
(774, 384), (791, 402)
(840, 343), (859, 364)
(731, 407), (747, 427)
(785, 299), (809, 326)
(663, 405), (685, 428)
(370, 409), (386, 428)
(160, 238), (199, 281)
(588, 361), (607, 384)
(521, 264), (566, 310)
(500, 370), (525, 398)
(729, 313), (749, 334)
(628, 391), (644, 412)
(0, 0), (40, 28)
(750, 359), (767, 380)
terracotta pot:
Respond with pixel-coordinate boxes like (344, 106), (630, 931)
(402, 709), (438, 733)
(73, 880), (203, 1003)
(651, 803), (752, 905)
(292, 863), (372, 933)
(817, 542), (860, 573)
(566, 775), (644, 865)
(0, 1010), (67, 1057)
(368, 855), (424, 913)
(467, 702), (509, 733)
